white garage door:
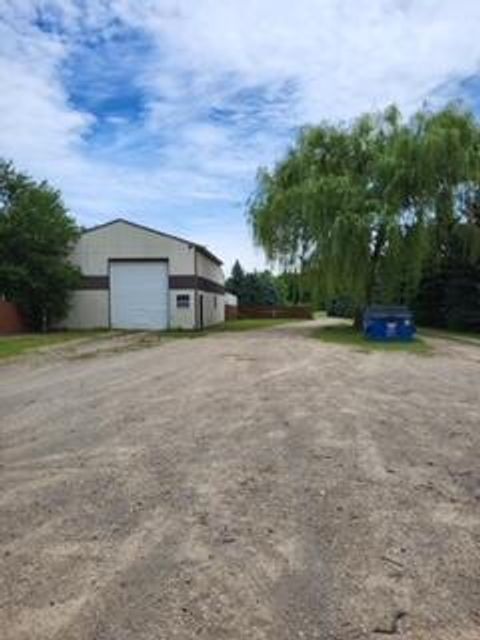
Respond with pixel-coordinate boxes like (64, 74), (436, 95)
(110, 261), (168, 330)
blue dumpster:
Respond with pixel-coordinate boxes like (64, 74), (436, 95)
(363, 305), (416, 341)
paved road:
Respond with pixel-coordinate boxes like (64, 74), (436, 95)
(1, 323), (479, 639)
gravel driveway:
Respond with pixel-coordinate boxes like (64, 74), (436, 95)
(1, 322), (479, 640)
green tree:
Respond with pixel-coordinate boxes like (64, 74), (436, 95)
(414, 219), (480, 330)
(277, 269), (318, 306)
(226, 261), (285, 305)
(0, 160), (81, 330)
(248, 105), (480, 323)
(226, 260), (246, 300)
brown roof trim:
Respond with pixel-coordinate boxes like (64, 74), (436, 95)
(78, 273), (225, 295)
(169, 275), (225, 295)
(197, 277), (225, 295)
(82, 218), (223, 266)
(169, 275), (196, 290)
(108, 257), (168, 263)
(192, 244), (223, 268)
(78, 275), (109, 290)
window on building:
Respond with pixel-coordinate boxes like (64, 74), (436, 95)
(214, 295), (217, 309)
(176, 294), (190, 309)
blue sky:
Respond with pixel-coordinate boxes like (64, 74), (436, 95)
(1, 1), (480, 272)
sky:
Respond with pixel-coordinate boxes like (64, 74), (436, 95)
(1, 1), (480, 273)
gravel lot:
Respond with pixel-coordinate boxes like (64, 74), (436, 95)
(1, 321), (479, 640)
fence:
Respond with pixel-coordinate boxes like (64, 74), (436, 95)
(237, 305), (313, 320)
(225, 305), (238, 320)
(0, 301), (27, 334)
(225, 292), (238, 321)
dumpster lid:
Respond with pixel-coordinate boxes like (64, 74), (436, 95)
(364, 305), (413, 320)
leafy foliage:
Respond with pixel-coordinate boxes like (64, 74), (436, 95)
(226, 260), (285, 306)
(414, 222), (480, 330)
(248, 105), (480, 318)
(276, 269), (320, 306)
(0, 160), (81, 330)
(326, 295), (356, 319)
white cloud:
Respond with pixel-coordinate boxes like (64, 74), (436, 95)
(1, 0), (480, 272)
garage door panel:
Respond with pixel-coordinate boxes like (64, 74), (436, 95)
(110, 261), (168, 330)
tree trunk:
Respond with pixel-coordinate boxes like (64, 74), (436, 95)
(367, 224), (387, 308)
(353, 307), (364, 330)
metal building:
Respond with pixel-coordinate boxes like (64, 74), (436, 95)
(61, 219), (225, 330)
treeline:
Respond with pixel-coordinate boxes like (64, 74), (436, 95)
(226, 260), (321, 307)
(226, 261), (284, 306)
(414, 217), (480, 330)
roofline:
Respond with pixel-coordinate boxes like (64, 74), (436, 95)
(82, 218), (223, 266)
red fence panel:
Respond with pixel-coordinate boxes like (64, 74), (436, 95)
(0, 301), (27, 334)
(237, 305), (313, 320)
(225, 305), (238, 320)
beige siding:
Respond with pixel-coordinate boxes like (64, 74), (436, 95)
(195, 248), (225, 326)
(198, 291), (225, 326)
(62, 291), (109, 329)
(195, 250), (224, 285)
(169, 290), (195, 329)
(62, 289), (198, 330)
(72, 221), (195, 276)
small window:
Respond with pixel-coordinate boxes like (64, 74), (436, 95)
(176, 294), (190, 309)
(214, 295), (217, 309)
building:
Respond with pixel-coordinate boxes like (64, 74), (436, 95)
(61, 219), (225, 330)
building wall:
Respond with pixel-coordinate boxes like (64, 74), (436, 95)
(170, 289), (195, 330)
(63, 221), (224, 330)
(195, 249), (225, 326)
(63, 291), (109, 329)
(195, 250), (224, 285)
(63, 288), (199, 330)
(197, 291), (225, 327)
(71, 221), (195, 276)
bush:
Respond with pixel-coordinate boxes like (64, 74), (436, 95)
(326, 296), (356, 318)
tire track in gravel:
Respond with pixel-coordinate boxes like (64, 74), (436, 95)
(1, 322), (479, 639)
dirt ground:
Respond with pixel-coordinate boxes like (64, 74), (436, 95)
(1, 321), (479, 640)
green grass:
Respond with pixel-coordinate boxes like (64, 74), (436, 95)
(211, 318), (300, 332)
(155, 329), (206, 339)
(419, 327), (480, 345)
(0, 331), (109, 360)
(162, 318), (300, 337)
(0, 319), (304, 361)
(312, 323), (432, 354)
(65, 320), (303, 359)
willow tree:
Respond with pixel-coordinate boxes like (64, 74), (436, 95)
(248, 105), (480, 319)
